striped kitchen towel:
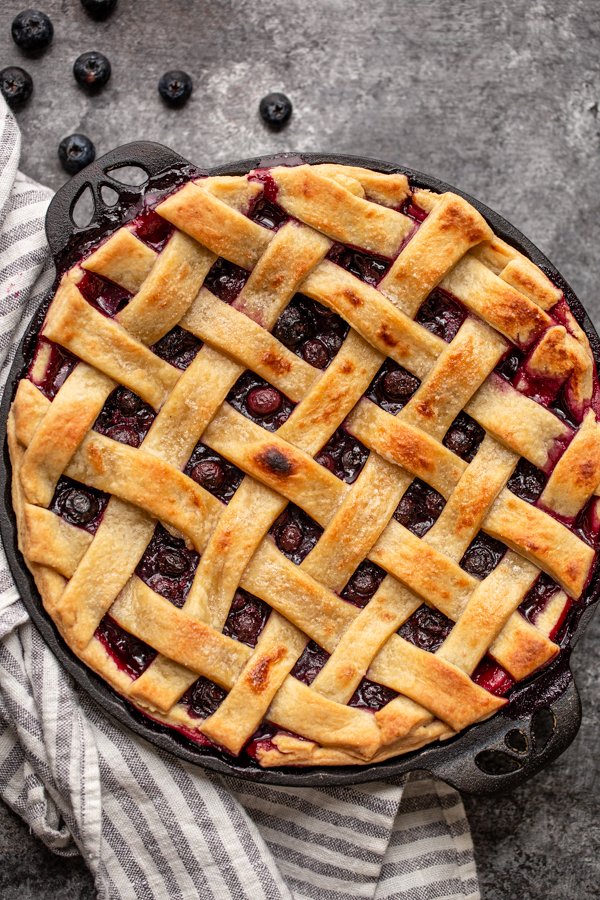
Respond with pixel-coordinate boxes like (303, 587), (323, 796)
(0, 96), (479, 900)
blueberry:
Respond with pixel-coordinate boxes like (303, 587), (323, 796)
(0, 66), (33, 108)
(259, 92), (293, 129)
(156, 547), (189, 577)
(191, 460), (225, 492)
(80, 0), (118, 18)
(104, 423), (140, 447)
(158, 70), (193, 107)
(302, 338), (330, 369)
(62, 489), (100, 527)
(246, 386), (282, 417)
(274, 306), (310, 348)
(73, 51), (111, 91)
(11, 9), (53, 52)
(58, 133), (96, 174)
(382, 368), (419, 401)
(276, 522), (302, 554)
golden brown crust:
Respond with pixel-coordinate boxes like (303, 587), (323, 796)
(9, 161), (599, 768)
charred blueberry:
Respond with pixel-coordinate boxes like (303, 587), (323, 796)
(73, 51), (111, 90)
(11, 9), (53, 52)
(246, 385), (282, 417)
(80, 0), (118, 18)
(259, 92), (292, 129)
(158, 70), (193, 107)
(0, 66), (33, 108)
(58, 133), (95, 174)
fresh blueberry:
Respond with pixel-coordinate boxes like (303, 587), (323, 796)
(73, 51), (111, 90)
(158, 70), (193, 107)
(58, 133), (96, 174)
(259, 92), (292, 129)
(80, 0), (118, 19)
(0, 66), (33, 108)
(11, 9), (53, 52)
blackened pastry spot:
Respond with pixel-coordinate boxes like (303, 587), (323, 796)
(50, 476), (108, 533)
(93, 386), (155, 447)
(507, 458), (547, 503)
(460, 532), (506, 579)
(443, 412), (485, 462)
(349, 678), (398, 711)
(341, 560), (386, 608)
(415, 289), (467, 342)
(95, 615), (157, 678)
(151, 325), (202, 370)
(223, 589), (270, 647)
(185, 443), (243, 504)
(273, 294), (349, 368)
(327, 242), (391, 286)
(366, 358), (421, 414)
(203, 257), (249, 304)
(315, 427), (369, 483)
(291, 640), (329, 685)
(393, 479), (445, 536)
(227, 372), (295, 431)
(270, 504), (323, 564)
(182, 677), (227, 719)
(398, 604), (453, 653)
(135, 523), (199, 607)
(77, 270), (131, 317)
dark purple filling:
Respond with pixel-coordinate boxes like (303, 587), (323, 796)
(93, 386), (155, 448)
(443, 412), (485, 462)
(327, 243), (391, 286)
(222, 589), (270, 647)
(270, 504), (323, 564)
(131, 207), (174, 251)
(50, 477), (108, 533)
(460, 532), (506, 579)
(96, 615), (157, 678)
(135, 523), (199, 607)
(507, 458), (547, 503)
(77, 270), (131, 317)
(398, 604), (454, 652)
(549, 384), (580, 429)
(401, 198), (429, 223)
(519, 572), (560, 625)
(494, 348), (524, 383)
(204, 257), (249, 304)
(248, 169), (279, 202)
(366, 359), (420, 414)
(416, 289), (467, 342)
(315, 427), (369, 483)
(227, 372), (295, 431)
(185, 442), (243, 504)
(394, 479), (445, 536)
(291, 640), (329, 685)
(248, 195), (289, 230)
(273, 293), (349, 370)
(472, 657), (515, 696)
(181, 677), (227, 719)
(151, 325), (202, 370)
(29, 338), (76, 400)
(341, 560), (386, 607)
(348, 678), (397, 711)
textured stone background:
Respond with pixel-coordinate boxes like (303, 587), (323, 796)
(1, 0), (599, 897)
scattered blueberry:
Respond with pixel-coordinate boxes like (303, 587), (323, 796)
(0, 66), (33, 108)
(80, 0), (118, 19)
(73, 51), (111, 90)
(259, 92), (292, 129)
(58, 133), (96, 174)
(11, 9), (53, 52)
(158, 70), (193, 107)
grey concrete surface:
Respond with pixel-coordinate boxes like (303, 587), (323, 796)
(0, 0), (599, 897)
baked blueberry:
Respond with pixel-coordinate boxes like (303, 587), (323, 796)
(158, 70), (193, 107)
(0, 66), (33, 108)
(259, 92), (292, 129)
(73, 51), (111, 90)
(246, 386), (282, 417)
(11, 9), (53, 52)
(80, 0), (118, 18)
(58, 133), (96, 174)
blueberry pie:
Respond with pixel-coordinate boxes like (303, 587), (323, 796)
(8, 162), (600, 766)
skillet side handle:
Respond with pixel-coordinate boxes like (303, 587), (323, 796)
(45, 141), (196, 259)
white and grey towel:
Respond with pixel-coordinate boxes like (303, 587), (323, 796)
(0, 97), (479, 900)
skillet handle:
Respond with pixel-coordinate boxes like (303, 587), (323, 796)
(45, 141), (196, 260)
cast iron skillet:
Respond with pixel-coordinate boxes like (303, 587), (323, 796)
(1, 142), (598, 793)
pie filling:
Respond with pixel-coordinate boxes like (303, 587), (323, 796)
(11, 160), (600, 768)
